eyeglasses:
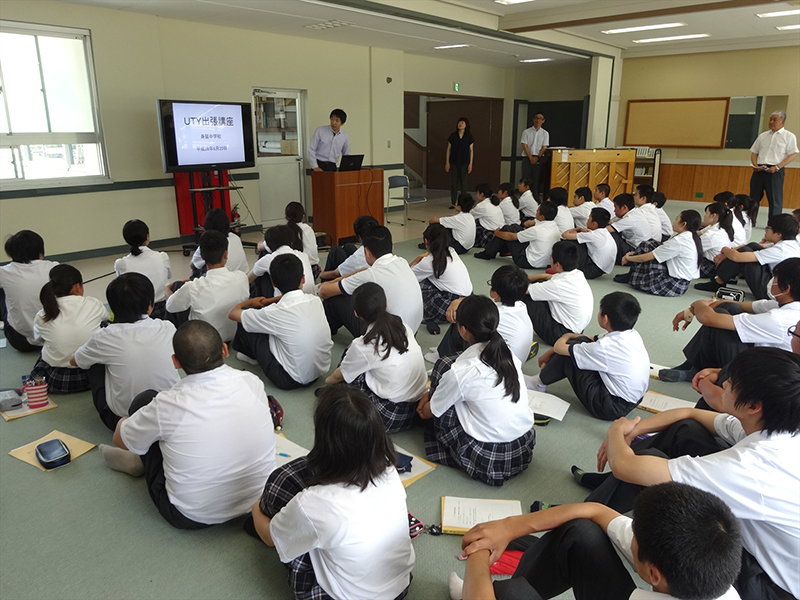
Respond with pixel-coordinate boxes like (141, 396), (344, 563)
(789, 324), (800, 340)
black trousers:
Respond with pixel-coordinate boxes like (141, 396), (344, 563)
(449, 163), (468, 205)
(482, 225), (536, 269)
(323, 243), (357, 275)
(682, 302), (752, 371)
(437, 322), (468, 358)
(451, 239), (468, 255)
(609, 230), (635, 265)
(493, 519), (636, 600)
(521, 160), (544, 202)
(750, 168), (785, 221)
(128, 390), (210, 530)
(539, 337), (638, 421)
(568, 240), (605, 279)
(231, 323), (305, 390)
(89, 363), (121, 432)
(522, 295), (571, 347)
(715, 243), (773, 300)
(323, 294), (367, 338)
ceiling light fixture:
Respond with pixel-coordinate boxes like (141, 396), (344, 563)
(756, 9), (800, 17)
(495, 0), (537, 5)
(434, 44), (471, 49)
(519, 58), (552, 63)
(632, 33), (710, 43)
(601, 22), (686, 34)
(776, 24), (800, 30)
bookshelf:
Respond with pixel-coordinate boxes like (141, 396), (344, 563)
(630, 147), (662, 190)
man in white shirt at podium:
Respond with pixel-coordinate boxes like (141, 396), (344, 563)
(309, 108), (350, 172)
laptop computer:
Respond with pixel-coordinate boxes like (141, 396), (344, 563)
(338, 154), (364, 171)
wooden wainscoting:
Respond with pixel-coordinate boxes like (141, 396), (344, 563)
(659, 164), (800, 209)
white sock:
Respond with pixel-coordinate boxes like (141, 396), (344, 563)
(236, 351), (259, 366)
(448, 572), (464, 600)
(424, 349), (440, 364)
(524, 374), (547, 392)
(100, 444), (144, 477)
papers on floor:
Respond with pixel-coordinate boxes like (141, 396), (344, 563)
(639, 391), (696, 414)
(440, 496), (522, 535)
(527, 389), (570, 421)
(649, 363), (669, 380)
(9, 430), (95, 471)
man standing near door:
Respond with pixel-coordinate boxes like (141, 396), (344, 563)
(309, 108), (350, 172)
(520, 112), (549, 201)
(750, 110), (797, 221)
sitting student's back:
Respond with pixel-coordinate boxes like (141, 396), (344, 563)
(114, 219), (172, 310)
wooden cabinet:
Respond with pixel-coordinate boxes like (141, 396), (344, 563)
(311, 170), (384, 244)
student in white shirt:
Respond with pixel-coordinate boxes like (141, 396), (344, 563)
(497, 182), (520, 227)
(165, 231), (250, 343)
(579, 347), (800, 600)
(72, 273), (179, 431)
(320, 226), (423, 337)
(593, 183), (615, 219)
(651, 191), (673, 242)
(0, 230), (57, 352)
(735, 194), (758, 241)
(697, 213), (800, 299)
(320, 215), (379, 281)
(454, 482), (742, 600)
(29, 264), (108, 394)
(548, 187), (575, 234)
(517, 178), (538, 221)
(284, 201), (320, 279)
(411, 224), (473, 334)
(102, 320), (276, 530)
(431, 193), (477, 254)
(532, 292), (649, 421)
(698, 202), (736, 278)
(607, 193), (654, 264)
(250, 384), (414, 600)
(417, 295), (535, 486)
(326, 283), (427, 434)
(618, 210), (703, 297)
(634, 184), (663, 244)
(190, 209), (249, 277)
(561, 208), (615, 279)
(569, 187), (593, 229)
(114, 219), (172, 319)
(525, 241), (594, 347)
(250, 225), (316, 297)
(475, 201), (561, 269)
(230, 254), (332, 390)
(471, 183), (506, 248)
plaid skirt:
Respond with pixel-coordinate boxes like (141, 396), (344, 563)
(419, 279), (461, 324)
(629, 240), (691, 297)
(28, 357), (91, 394)
(150, 300), (167, 320)
(351, 373), (418, 434)
(474, 224), (495, 249)
(699, 257), (716, 278)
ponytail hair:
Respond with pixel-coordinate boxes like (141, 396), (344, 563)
(499, 183), (519, 208)
(679, 210), (703, 268)
(721, 194), (746, 227)
(352, 282), (408, 360)
(735, 194), (758, 226)
(122, 219), (148, 257)
(456, 295), (520, 403)
(706, 202), (735, 242)
(285, 201), (306, 252)
(40, 264), (82, 322)
(423, 223), (452, 279)
(489, 194), (501, 207)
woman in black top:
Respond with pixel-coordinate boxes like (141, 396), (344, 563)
(446, 117), (474, 208)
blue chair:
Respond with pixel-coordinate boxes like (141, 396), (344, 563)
(387, 175), (426, 226)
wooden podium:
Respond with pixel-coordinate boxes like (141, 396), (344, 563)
(311, 169), (384, 244)
(549, 149), (636, 200)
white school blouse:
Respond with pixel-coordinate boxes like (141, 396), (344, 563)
(637, 203), (663, 243)
(471, 199), (505, 231)
(270, 468), (415, 600)
(655, 206), (673, 239)
(569, 202), (592, 229)
(439, 212), (476, 251)
(252, 245), (316, 296)
(121, 365), (276, 525)
(517, 220), (561, 268)
(411, 248), (473, 297)
(518, 190), (538, 218)
(651, 231), (701, 281)
(743, 213), (753, 243)
(576, 228), (616, 274)
(613, 208), (653, 248)
(430, 342), (534, 443)
(527, 270), (593, 333)
(298, 222), (320, 266)
(33, 295), (108, 368)
(191, 232), (249, 274)
(755, 239), (800, 269)
(0, 259), (58, 344)
(699, 223), (735, 261)
(338, 246), (369, 276)
(497, 301), (534, 364)
(731, 216), (748, 247)
(498, 197), (520, 226)
(733, 300), (800, 351)
(669, 414), (800, 598)
(554, 205), (575, 234)
(340, 323), (427, 403)
(115, 247), (172, 302)
(240, 290), (333, 385)
(597, 197), (615, 219)
(73, 317), (180, 417)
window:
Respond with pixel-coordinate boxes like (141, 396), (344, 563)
(0, 21), (108, 187)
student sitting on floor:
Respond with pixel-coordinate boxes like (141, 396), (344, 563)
(230, 254), (332, 390)
(429, 192), (476, 254)
(190, 208), (249, 277)
(517, 177), (538, 222)
(474, 201), (560, 269)
(320, 226), (423, 337)
(607, 193), (653, 264)
(411, 224), (473, 334)
(71, 273), (179, 431)
(529, 291), (649, 421)
(452, 482), (742, 600)
(695, 213), (800, 298)
(0, 230), (58, 352)
(29, 264), (108, 394)
(284, 201), (320, 280)
(616, 209), (703, 297)
(561, 208), (615, 280)
(417, 295), (535, 486)
(735, 194), (758, 241)
(435, 265), (534, 364)
(593, 183), (615, 219)
(326, 283), (427, 434)
(497, 182), (520, 227)
(101, 320), (276, 530)
(658, 257), (800, 382)
(165, 231), (250, 343)
(250, 225), (316, 297)
(633, 184), (662, 244)
(651, 191), (673, 242)
(524, 241), (593, 347)
(471, 183), (506, 248)
(699, 202), (736, 278)
(573, 347), (800, 600)
(114, 219), (172, 319)
(249, 384), (415, 600)
(716, 191), (748, 246)
(568, 186), (592, 229)
(548, 187), (574, 234)
(319, 215), (379, 281)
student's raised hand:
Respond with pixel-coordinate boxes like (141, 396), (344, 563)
(692, 368), (720, 393)
(461, 518), (515, 563)
(537, 348), (556, 369)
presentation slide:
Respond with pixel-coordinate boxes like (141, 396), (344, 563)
(173, 103), (245, 166)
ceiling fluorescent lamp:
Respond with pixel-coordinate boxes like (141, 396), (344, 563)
(519, 58), (552, 63)
(434, 44), (471, 49)
(632, 33), (710, 43)
(756, 9), (800, 17)
(495, 0), (536, 5)
(601, 22), (685, 34)
(776, 24), (800, 30)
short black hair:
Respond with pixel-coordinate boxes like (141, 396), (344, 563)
(306, 384), (396, 491)
(595, 183), (610, 198)
(519, 177), (534, 190)
(635, 184), (654, 202)
(362, 225), (392, 259)
(4, 230), (45, 263)
(475, 183), (493, 198)
(713, 191), (735, 204)
(589, 207), (610, 228)
(633, 482), (742, 600)
(768, 213), (800, 240)
(173, 320), (224, 375)
(264, 225), (294, 252)
(107, 273), (154, 323)
(490, 265), (529, 306)
(456, 116), (470, 132)
(551, 240), (578, 271)
(499, 182), (515, 195)
(122, 220), (149, 256)
(270, 253), (304, 294)
(547, 187), (568, 206)
(537, 201), (557, 221)
(457, 193), (475, 213)
(575, 187), (592, 202)
(651, 191), (667, 208)
(353, 215), (380, 239)
(792, 208), (800, 223)
(728, 347), (800, 436)
(772, 257), (800, 301)
(330, 108), (347, 124)
(599, 291), (641, 331)
(199, 230), (228, 265)
(613, 193), (635, 211)
(203, 208), (231, 234)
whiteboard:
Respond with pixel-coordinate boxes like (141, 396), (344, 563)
(624, 98), (729, 148)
